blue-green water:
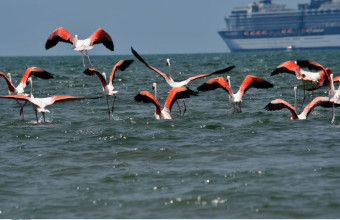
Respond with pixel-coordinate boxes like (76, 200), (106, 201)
(1, 51), (340, 218)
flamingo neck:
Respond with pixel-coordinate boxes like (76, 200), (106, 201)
(167, 59), (174, 80)
(330, 74), (335, 95)
(294, 86), (297, 110)
(29, 78), (34, 98)
(227, 76), (234, 100)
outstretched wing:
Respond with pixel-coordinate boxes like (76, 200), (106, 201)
(197, 76), (233, 96)
(185, 65), (235, 84)
(131, 47), (170, 83)
(20, 67), (55, 84)
(271, 60), (301, 78)
(296, 60), (325, 71)
(83, 68), (107, 88)
(109, 60), (134, 83)
(239, 75), (274, 95)
(134, 91), (162, 116)
(88, 28), (114, 51)
(164, 87), (198, 111)
(264, 98), (298, 120)
(0, 94), (30, 101)
(49, 95), (100, 105)
(0, 71), (16, 93)
(45, 27), (74, 49)
(301, 96), (334, 118)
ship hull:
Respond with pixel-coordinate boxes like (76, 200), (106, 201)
(218, 32), (340, 52)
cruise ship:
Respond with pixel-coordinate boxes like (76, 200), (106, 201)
(218, 0), (340, 52)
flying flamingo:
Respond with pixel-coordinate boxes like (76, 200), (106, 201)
(264, 96), (336, 120)
(131, 47), (235, 115)
(197, 75), (274, 112)
(0, 67), (55, 120)
(0, 78), (99, 123)
(45, 27), (114, 68)
(83, 59), (134, 119)
(271, 60), (331, 111)
(134, 85), (198, 120)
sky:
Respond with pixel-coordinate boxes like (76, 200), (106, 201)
(0, 0), (309, 56)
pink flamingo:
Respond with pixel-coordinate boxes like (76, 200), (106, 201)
(83, 59), (134, 119)
(131, 47), (234, 115)
(197, 75), (274, 112)
(134, 85), (198, 120)
(0, 78), (99, 123)
(0, 67), (55, 120)
(45, 27), (114, 67)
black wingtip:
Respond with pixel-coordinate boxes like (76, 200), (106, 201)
(117, 60), (134, 71)
(83, 68), (100, 76)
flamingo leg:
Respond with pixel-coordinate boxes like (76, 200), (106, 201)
(86, 50), (94, 68)
(111, 95), (117, 113)
(34, 109), (39, 123)
(176, 100), (181, 115)
(182, 99), (187, 116)
(331, 102), (335, 124)
(16, 100), (24, 121)
(106, 97), (111, 119)
(42, 112), (46, 122)
(81, 51), (86, 68)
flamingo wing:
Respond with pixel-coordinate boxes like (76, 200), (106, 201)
(109, 60), (134, 84)
(0, 71), (16, 93)
(301, 96), (335, 118)
(296, 60), (325, 71)
(45, 27), (74, 49)
(164, 87), (198, 111)
(271, 60), (302, 78)
(49, 95), (101, 105)
(185, 65), (235, 84)
(131, 47), (170, 83)
(197, 77), (233, 95)
(134, 91), (162, 115)
(0, 94), (30, 101)
(88, 28), (114, 51)
(334, 76), (340, 83)
(264, 99), (298, 120)
(20, 67), (55, 84)
(238, 75), (274, 96)
(83, 68), (107, 88)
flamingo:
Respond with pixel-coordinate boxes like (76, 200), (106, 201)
(197, 75), (274, 112)
(327, 74), (340, 123)
(45, 27), (114, 68)
(0, 67), (55, 120)
(0, 78), (99, 123)
(264, 96), (336, 120)
(271, 60), (332, 111)
(83, 59), (134, 119)
(131, 47), (235, 115)
(134, 85), (198, 120)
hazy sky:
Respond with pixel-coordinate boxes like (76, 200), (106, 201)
(0, 0), (308, 56)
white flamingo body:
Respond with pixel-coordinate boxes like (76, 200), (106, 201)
(73, 36), (93, 51)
